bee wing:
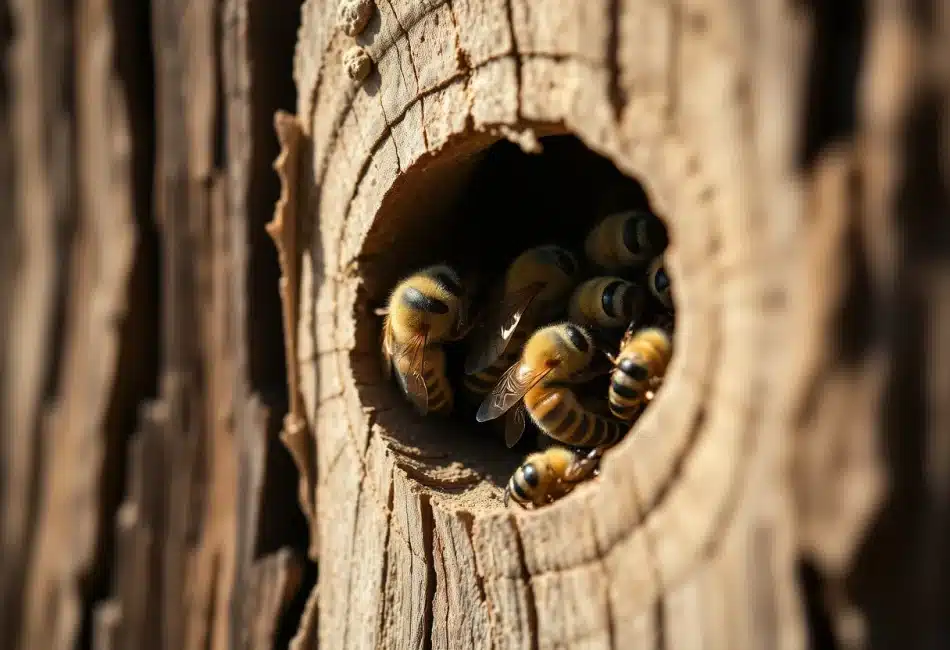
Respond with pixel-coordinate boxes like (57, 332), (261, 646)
(476, 360), (552, 423)
(394, 331), (429, 416)
(463, 281), (546, 375)
(504, 402), (528, 448)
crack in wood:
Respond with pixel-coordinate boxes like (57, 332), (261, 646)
(503, 0), (523, 119)
(510, 517), (540, 650)
(607, 0), (625, 122)
(421, 493), (437, 650)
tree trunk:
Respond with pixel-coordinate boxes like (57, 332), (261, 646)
(284, 0), (950, 649)
(2, 0), (950, 649)
(1, 1), (309, 650)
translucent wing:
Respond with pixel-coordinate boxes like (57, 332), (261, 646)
(463, 281), (546, 375)
(504, 402), (528, 448)
(476, 360), (552, 423)
(394, 331), (429, 416)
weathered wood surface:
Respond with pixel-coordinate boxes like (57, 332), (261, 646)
(1, 0), (307, 649)
(286, 0), (950, 648)
(1, 0), (950, 649)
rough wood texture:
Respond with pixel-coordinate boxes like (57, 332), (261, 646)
(1, 0), (307, 648)
(285, 0), (950, 648)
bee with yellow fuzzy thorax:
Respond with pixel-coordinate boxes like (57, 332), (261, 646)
(477, 323), (628, 449)
(504, 446), (604, 509)
(607, 325), (673, 421)
(378, 264), (472, 416)
(463, 245), (580, 440)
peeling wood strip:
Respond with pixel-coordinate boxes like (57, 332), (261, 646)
(268, 112), (319, 548)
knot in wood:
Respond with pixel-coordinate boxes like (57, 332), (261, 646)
(343, 46), (372, 82)
(337, 0), (374, 37)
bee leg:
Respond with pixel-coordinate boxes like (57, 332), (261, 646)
(374, 306), (390, 316)
(564, 447), (605, 483)
(503, 485), (511, 507)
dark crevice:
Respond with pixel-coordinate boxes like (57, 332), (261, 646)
(799, 560), (839, 650)
(457, 511), (488, 613)
(848, 87), (950, 650)
(252, 389), (310, 557)
(502, 0), (522, 118)
(606, 0), (625, 121)
(798, 0), (866, 170)
(241, 0), (308, 581)
(833, 171), (875, 368)
(375, 469), (396, 647)
(421, 493), (437, 650)
(77, 0), (161, 638)
(274, 559), (318, 648)
(654, 595), (665, 650)
(202, 552), (221, 650)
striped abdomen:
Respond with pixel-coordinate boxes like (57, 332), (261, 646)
(524, 385), (627, 447)
(394, 344), (454, 414)
(608, 328), (672, 420)
(462, 329), (527, 401)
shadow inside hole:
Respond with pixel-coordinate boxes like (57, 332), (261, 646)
(351, 132), (658, 497)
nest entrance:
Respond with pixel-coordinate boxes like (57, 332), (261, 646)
(351, 132), (665, 508)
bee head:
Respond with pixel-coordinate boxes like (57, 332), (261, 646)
(523, 323), (594, 380)
(505, 245), (579, 299)
(648, 256), (673, 308)
(622, 211), (668, 257)
(535, 245), (578, 278)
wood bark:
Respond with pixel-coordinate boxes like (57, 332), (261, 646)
(1, 0), (308, 649)
(1, 0), (949, 649)
(284, 0), (950, 649)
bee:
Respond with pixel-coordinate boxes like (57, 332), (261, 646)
(584, 210), (668, 272)
(476, 323), (628, 448)
(646, 255), (673, 310)
(607, 326), (673, 421)
(568, 276), (647, 331)
(504, 446), (605, 509)
(463, 243), (579, 407)
(378, 265), (470, 415)
(461, 328), (530, 442)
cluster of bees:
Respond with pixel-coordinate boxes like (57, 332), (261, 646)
(376, 210), (674, 510)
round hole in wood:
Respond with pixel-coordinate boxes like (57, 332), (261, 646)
(346, 130), (675, 513)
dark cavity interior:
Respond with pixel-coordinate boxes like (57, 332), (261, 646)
(353, 133), (665, 497)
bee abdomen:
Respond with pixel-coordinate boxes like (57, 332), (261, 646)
(580, 412), (628, 447)
(461, 371), (498, 398)
(425, 370), (454, 414)
(608, 363), (646, 419)
(462, 333), (524, 398)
